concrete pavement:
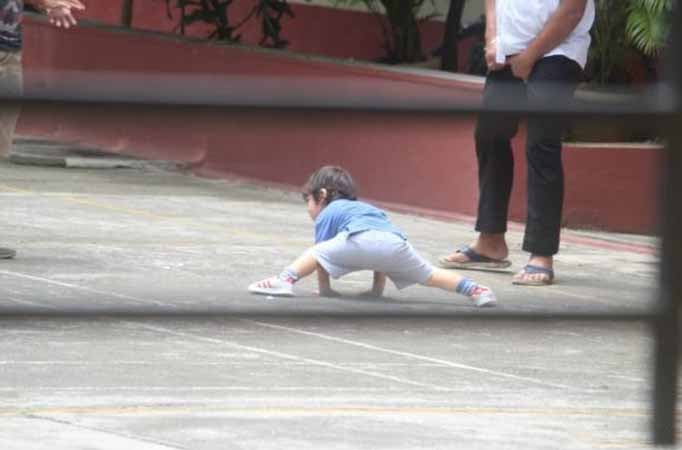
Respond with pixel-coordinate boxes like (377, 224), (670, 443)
(0, 138), (669, 449)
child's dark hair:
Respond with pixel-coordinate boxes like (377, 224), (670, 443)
(303, 166), (358, 205)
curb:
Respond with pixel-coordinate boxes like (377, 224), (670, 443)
(8, 137), (183, 170)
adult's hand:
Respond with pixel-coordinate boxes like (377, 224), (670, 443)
(31, 0), (85, 28)
(507, 50), (536, 81)
(46, 6), (78, 28)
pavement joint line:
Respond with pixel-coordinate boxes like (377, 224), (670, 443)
(25, 413), (189, 450)
(0, 182), (309, 244)
(5, 296), (58, 309)
(0, 405), (651, 418)
(0, 269), (170, 308)
(244, 320), (583, 391)
(130, 322), (453, 391)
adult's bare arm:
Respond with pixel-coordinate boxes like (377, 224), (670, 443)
(484, 0), (505, 71)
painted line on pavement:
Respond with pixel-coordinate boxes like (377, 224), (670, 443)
(0, 269), (169, 307)
(131, 322), (452, 391)
(245, 319), (580, 390)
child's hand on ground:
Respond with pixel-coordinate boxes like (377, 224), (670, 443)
(356, 289), (383, 298)
(317, 288), (341, 298)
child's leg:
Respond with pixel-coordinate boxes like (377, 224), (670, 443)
(425, 267), (464, 291)
(424, 267), (497, 307)
(288, 250), (319, 279)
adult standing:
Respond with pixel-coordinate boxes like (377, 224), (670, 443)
(0, 0), (84, 259)
(439, 0), (595, 286)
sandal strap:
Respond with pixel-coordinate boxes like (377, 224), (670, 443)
(522, 264), (554, 279)
(457, 245), (495, 263)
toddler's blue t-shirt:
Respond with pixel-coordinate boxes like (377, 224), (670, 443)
(314, 199), (406, 243)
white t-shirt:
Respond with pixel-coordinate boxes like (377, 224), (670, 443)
(495, 0), (595, 68)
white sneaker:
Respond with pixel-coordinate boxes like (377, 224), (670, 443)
(471, 286), (497, 308)
(248, 276), (295, 297)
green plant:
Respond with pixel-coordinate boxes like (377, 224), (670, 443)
(626, 0), (673, 56)
(440, 0), (468, 72)
(586, 0), (630, 84)
(334, 0), (438, 64)
(586, 0), (673, 85)
(163, 0), (294, 48)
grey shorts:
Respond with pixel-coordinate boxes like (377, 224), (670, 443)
(310, 230), (434, 290)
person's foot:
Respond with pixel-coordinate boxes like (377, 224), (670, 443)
(248, 276), (295, 297)
(439, 234), (509, 268)
(0, 247), (16, 259)
(512, 255), (554, 286)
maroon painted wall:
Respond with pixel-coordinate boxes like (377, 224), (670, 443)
(17, 18), (660, 235)
(75, 1), (451, 64)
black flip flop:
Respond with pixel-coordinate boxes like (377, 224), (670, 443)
(438, 245), (512, 271)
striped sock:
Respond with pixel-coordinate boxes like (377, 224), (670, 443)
(278, 268), (300, 284)
(455, 278), (480, 297)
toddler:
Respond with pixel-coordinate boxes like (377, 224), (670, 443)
(248, 166), (497, 307)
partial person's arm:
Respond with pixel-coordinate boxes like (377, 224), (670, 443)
(484, 0), (505, 72)
(508, 0), (588, 80)
(317, 265), (340, 297)
(25, 0), (85, 28)
(370, 272), (386, 297)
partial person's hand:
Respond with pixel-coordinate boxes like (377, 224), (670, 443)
(485, 39), (505, 72)
(39, 0), (85, 10)
(507, 51), (536, 81)
(47, 6), (78, 28)
(34, 0), (85, 28)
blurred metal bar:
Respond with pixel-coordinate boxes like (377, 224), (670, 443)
(0, 310), (660, 321)
(653, 2), (682, 445)
(0, 72), (674, 118)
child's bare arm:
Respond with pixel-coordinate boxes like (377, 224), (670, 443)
(317, 264), (340, 297)
(370, 272), (386, 297)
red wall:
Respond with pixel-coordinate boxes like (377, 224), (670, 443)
(17, 18), (660, 235)
(75, 1), (450, 64)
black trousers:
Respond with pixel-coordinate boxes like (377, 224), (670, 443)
(474, 55), (582, 256)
